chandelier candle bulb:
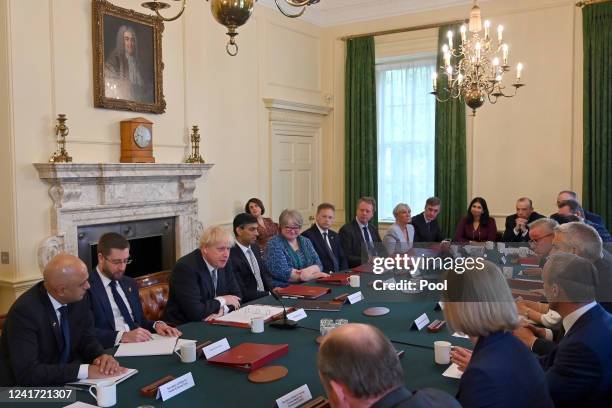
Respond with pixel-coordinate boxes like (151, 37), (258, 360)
(516, 62), (523, 81)
(502, 44), (509, 65)
(484, 20), (490, 40)
(475, 42), (481, 60)
(446, 66), (453, 77)
(497, 25), (504, 43)
(432, 73), (438, 92)
(460, 25), (467, 44)
(447, 30), (454, 50)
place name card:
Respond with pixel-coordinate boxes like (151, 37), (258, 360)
(157, 372), (195, 401)
(203, 338), (230, 360)
(276, 384), (313, 408)
(348, 291), (364, 304)
(411, 313), (430, 331)
(286, 308), (307, 322)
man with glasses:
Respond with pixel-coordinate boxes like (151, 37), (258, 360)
(528, 218), (559, 265)
(88, 232), (181, 348)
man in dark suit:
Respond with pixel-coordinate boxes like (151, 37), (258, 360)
(318, 323), (461, 408)
(555, 190), (605, 226)
(88, 233), (181, 349)
(411, 197), (444, 243)
(539, 253), (612, 407)
(0, 254), (125, 386)
(556, 199), (612, 243)
(502, 197), (544, 242)
(164, 225), (242, 325)
(302, 203), (348, 273)
(230, 213), (274, 302)
(339, 197), (386, 268)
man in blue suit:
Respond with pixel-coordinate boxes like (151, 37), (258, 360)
(88, 233), (181, 349)
(554, 190), (605, 226)
(540, 253), (612, 407)
(302, 203), (348, 273)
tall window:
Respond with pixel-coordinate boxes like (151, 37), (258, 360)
(376, 54), (436, 221)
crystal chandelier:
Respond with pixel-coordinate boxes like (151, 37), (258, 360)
(141, 0), (321, 56)
(431, 0), (525, 115)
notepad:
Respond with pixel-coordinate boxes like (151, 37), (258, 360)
(114, 334), (195, 357)
(210, 304), (286, 327)
(67, 368), (138, 386)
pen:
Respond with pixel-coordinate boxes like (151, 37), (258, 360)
(282, 296), (298, 299)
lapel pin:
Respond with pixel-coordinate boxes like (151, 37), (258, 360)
(128, 286), (132, 293)
(51, 321), (57, 327)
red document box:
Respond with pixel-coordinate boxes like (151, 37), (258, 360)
(207, 343), (289, 372)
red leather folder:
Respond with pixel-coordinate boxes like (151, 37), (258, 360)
(316, 273), (352, 286)
(207, 343), (289, 372)
(275, 285), (331, 299)
(351, 263), (375, 274)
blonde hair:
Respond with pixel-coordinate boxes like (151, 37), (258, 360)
(199, 225), (235, 248)
(442, 260), (518, 337)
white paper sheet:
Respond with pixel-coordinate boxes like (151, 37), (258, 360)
(114, 334), (195, 357)
(213, 304), (285, 325)
(67, 368), (138, 386)
(442, 363), (463, 379)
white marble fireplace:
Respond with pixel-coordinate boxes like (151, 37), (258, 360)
(34, 163), (213, 271)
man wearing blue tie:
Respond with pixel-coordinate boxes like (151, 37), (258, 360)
(339, 197), (387, 268)
(88, 233), (181, 349)
(0, 253), (125, 386)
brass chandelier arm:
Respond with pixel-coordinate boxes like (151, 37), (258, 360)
(142, 0), (187, 22)
(275, 0), (307, 18)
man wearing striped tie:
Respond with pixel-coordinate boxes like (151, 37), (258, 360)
(0, 253), (125, 386)
(230, 213), (276, 302)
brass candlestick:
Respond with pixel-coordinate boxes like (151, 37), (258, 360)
(185, 125), (205, 163)
(49, 114), (72, 163)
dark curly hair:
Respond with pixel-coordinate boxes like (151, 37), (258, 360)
(245, 197), (265, 215)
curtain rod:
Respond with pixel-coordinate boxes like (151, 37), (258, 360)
(576, 0), (612, 6)
(340, 19), (467, 41)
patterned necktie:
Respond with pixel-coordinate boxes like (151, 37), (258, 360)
(246, 248), (265, 291)
(211, 268), (218, 295)
(322, 231), (339, 271)
(59, 306), (71, 364)
(109, 280), (137, 330)
(362, 226), (374, 254)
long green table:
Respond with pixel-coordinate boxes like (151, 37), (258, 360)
(72, 270), (467, 407)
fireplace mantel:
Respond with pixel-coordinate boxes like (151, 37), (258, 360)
(33, 163), (213, 271)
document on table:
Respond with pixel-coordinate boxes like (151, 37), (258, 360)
(114, 334), (195, 357)
(442, 363), (463, 379)
(213, 305), (285, 325)
(67, 368), (138, 386)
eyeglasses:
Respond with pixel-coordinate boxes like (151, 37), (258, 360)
(105, 257), (133, 265)
(283, 225), (301, 231)
(528, 232), (554, 247)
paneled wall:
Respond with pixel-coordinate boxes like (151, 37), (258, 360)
(0, 0), (326, 312)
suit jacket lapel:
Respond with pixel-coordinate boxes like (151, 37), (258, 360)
(39, 285), (64, 352)
(197, 253), (215, 297)
(90, 270), (116, 330)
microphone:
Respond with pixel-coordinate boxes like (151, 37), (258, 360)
(269, 290), (298, 330)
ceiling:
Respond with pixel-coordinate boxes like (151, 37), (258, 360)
(258, 0), (480, 27)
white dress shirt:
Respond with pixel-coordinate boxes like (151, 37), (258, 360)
(236, 241), (265, 291)
(356, 218), (372, 245)
(316, 224), (334, 251)
(46, 293), (88, 380)
(562, 301), (597, 334)
(96, 268), (134, 346)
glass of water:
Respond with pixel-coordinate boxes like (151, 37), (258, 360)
(320, 318), (335, 336)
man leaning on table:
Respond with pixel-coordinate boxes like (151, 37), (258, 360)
(0, 253), (126, 386)
(164, 225), (242, 325)
(318, 323), (460, 408)
(88, 232), (181, 349)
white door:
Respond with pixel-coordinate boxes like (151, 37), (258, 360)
(270, 120), (320, 227)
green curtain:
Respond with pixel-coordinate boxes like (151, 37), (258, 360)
(583, 2), (612, 231)
(345, 36), (378, 226)
(434, 24), (467, 238)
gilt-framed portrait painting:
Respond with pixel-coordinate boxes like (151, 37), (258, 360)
(92, 0), (166, 114)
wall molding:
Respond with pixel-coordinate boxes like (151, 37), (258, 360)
(263, 98), (332, 116)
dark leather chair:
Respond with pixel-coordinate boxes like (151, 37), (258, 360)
(0, 313), (6, 336)
(135, 271), (171, 322)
